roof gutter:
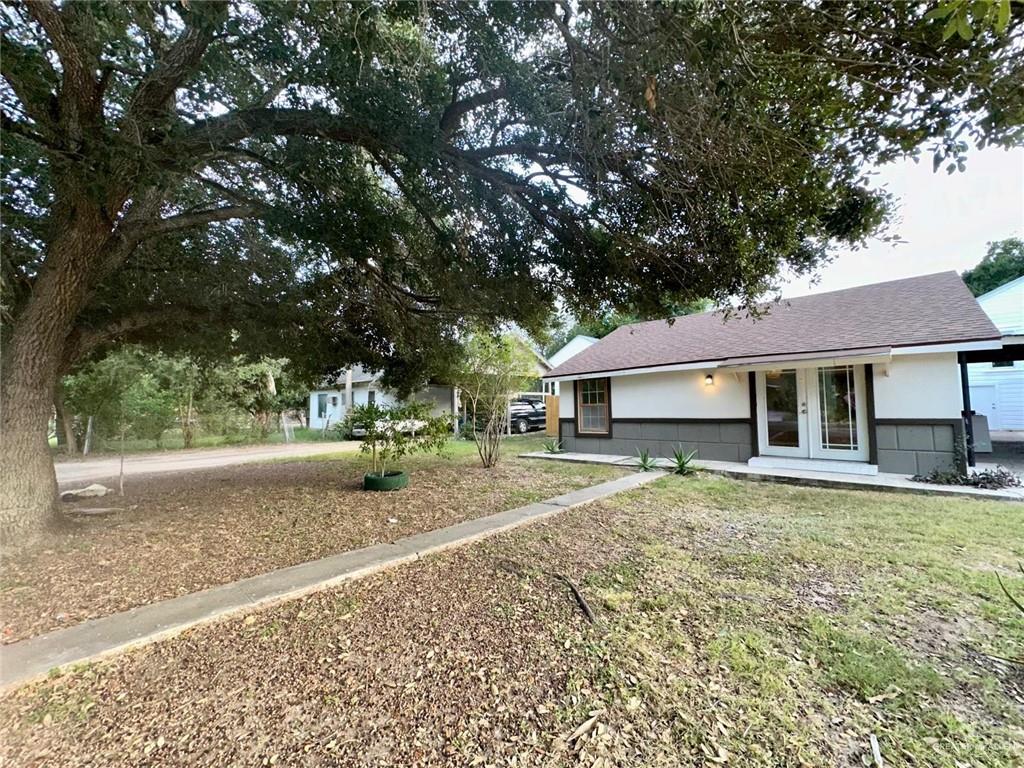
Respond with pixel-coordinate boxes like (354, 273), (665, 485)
(546, 338), (1005, 381)
(717, 347), (891, 373)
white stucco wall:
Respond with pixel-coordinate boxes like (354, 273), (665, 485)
(558, 370), (750, 421)
(559, 381), (575, 418)
(873, 352), (963, 419)
(557, 370), (749, 421)
(609, 369), (750, 420)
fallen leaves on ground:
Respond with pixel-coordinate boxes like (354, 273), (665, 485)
(0, 449), (624, 642)
(2, 476), (1021, 767)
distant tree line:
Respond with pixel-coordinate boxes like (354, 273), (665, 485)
(56, 349), (309, 454)
(962, 238), (1024, 296)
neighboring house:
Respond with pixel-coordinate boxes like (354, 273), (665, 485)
(309, 333), (549, 431)
(543, 335), (598, 396)
(544, 272), (1018, 476)
(519, 339), (553, 396)
(308, 365), (456, 430)
(968, 275), (1024, 431)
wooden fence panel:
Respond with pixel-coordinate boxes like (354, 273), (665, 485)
(545, 395), (559, 437)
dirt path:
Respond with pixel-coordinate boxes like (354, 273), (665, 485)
(54, 441), (360, 487)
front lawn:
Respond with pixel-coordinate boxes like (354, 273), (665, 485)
(2, 475), (1021, 766)
(1, 435), (624, 643)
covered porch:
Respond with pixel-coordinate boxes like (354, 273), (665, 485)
(958, 337), (1024, 467)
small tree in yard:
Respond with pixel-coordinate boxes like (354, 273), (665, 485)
(452, 334), (538, 468)
(344, 402), (450, 489)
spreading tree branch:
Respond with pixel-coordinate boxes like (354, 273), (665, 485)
(179, 108), (387, 159)
(439, 84), (508, 136)
(139, 205), (257, 238)
(23, 0), (101, 122)
(0, 33), (59, 132)
(125, 2), (227, 125)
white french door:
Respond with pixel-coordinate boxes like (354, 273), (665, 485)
(756, 365), (869, 463)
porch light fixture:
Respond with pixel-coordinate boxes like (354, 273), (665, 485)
(704, 373), (714, 386)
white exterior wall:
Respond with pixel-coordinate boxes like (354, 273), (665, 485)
(557, 354), (967, 425)
(553, 369), (750, 421)
(968, 277), (1024, 429)
(309, 385), (454, 428)
(968, 363), (1024, 429)
(559, 381), (575, 418)
(548, 336), (598, 369)
(610, 369), (750, 419)
(873, 352), (963, 419)
(308, 390), (346, 429)
(977, 276), (1024, 335)
(409, 385), (456, 418)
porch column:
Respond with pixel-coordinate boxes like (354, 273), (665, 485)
(958, 352), (976, 468)
(344, 368), (353, 416)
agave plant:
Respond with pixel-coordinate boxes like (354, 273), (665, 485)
(542, 438), (563, 454)
(671, 446), (699, 476)
(635, 448), (658, 471)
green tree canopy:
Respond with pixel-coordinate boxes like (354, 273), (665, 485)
(2, 0), (1023, 540)
(962, 238), (1024, 296)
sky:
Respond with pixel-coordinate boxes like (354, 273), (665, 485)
(782, 145), (1024, 297)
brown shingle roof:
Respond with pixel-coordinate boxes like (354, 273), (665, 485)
(545, 272), (999, 378)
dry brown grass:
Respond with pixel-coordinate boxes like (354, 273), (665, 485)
(0, 442), (624, 643)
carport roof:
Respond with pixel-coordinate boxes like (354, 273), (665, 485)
(545, 272), (1001, 378)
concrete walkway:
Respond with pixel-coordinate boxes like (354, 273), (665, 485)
(521, 452), (1024, 502)
(0, 470), (664, 690)
(54, 441), (360, 487)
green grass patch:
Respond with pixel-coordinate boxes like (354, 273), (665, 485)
(804, 614), (946, 701)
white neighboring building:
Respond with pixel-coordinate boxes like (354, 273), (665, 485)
(968, 275), (1024, 430)
(542, 335), (598, 395)
(548, 335), (598, 369)
(308, 365), (456, 431)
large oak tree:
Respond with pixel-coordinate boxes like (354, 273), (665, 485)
(2, 1), (1021, 542)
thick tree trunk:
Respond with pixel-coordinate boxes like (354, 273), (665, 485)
(54, 381), (78, 454)
(0, 377), (62, 546)
(1, 204), (114, 545)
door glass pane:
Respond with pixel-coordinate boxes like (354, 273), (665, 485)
(818, 366), (858, 450)
(765, 370), (800, 448)
(317, 393), (328, 418)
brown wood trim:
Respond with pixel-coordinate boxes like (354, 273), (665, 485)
(864, 363), (877, 466)
(748, 371), (759, 458)
(574, 377), (612, 438)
